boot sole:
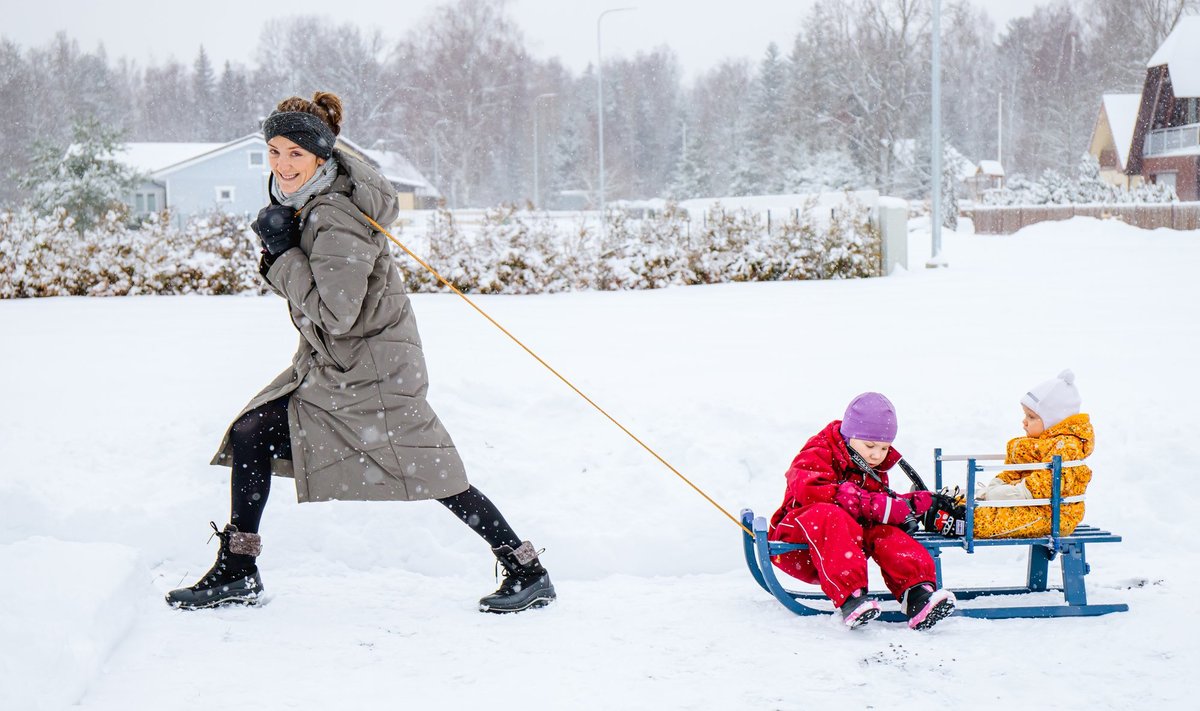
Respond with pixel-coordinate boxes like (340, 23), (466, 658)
(909, 591), (956, 630)
(479, 594), (556, 614)
(843, 604), (881, 629)
(167, 591), (262, 610)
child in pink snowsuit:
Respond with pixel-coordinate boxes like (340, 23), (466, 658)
(768, 393), (956, 629)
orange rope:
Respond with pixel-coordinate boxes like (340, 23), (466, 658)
(364, 215), (752, 537)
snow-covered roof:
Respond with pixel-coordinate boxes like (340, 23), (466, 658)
(1148, 15), (1200, 97)
(1102, 94), (1141, 169)
(361, 148), (438, 197)
(110, 134), (436, 197)
(114, 142), (227, 175)
(332, 137), (439, 198)
(978, 160), (1005, 177)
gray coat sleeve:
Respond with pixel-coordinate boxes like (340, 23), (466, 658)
(266, 209), (382, 336)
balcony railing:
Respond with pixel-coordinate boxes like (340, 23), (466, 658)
(1144, 123), (1200, 156)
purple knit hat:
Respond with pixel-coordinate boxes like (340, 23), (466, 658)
(840, 392), (898, 443)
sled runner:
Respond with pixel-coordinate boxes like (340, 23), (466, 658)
(743, 451), (1128, 621)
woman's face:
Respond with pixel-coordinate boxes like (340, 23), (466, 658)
(267, 136), (324, 194)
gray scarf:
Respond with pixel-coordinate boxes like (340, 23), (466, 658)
(271, 156), (339, 209)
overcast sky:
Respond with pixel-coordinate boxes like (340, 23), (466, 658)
(3, 0), (1049, 80)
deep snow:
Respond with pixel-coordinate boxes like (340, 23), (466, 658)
(0, 217), (1196, 710)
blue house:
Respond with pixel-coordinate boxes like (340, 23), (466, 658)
(117, 134), (438, 224)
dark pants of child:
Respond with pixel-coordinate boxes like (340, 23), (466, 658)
(227, 396), (522, 550)
(769, 503), (935, 606)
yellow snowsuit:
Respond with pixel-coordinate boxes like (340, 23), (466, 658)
(972, 414), (1094, 539)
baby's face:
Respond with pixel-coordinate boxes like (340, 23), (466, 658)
(848, 438), (891, 468)
(1022, 405), (1045, 437)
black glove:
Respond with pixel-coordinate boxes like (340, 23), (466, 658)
(923, 490), (966, 537)
(258, 249), (276, 278)
(251, 204), (301, 256)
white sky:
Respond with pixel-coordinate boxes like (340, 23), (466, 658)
(2, 0), (1049, 80)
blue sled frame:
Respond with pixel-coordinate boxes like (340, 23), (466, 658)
(742, 452), (1129, 620)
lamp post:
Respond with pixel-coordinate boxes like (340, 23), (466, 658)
(597, 6), (635, 240)
(927, 0), (944, 267)
(532, 92), (557, 209)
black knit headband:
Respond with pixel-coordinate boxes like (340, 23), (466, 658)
(262, 111), (336, 160)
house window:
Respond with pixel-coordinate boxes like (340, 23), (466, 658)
(249, 151), (265, 168)
(1154, 172), (1177, 190)
(136, 192), (158, 213)
(216, 186), (235, 203)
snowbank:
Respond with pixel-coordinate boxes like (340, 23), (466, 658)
(0, 539), (146, 710)
(0, 215), (1195, 708)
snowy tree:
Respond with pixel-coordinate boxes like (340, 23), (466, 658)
(688, 59), (754, 196)
(191, 47), (217, 139)
(19, 118), (142, 232)
(1072, 154), (1116, 203)
(1086, 0), (1200, 91)
(546, 102), (593, 208)
(783, 145), (865, 193)
(742, 42), (788, 194)
(667, 125), (709, 200)
(393, 0), (529, 207)
(940, 149), (962, 230)
(941, 2), (1001, 168)
(798, 0), (931, 193)
(215, 61), (259, 138)
(139, 60), (192, 141)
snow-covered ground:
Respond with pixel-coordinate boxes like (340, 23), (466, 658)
(1, 216), (1195, 710)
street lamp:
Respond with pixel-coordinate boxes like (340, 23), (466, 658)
(927, 0), (945, 267)
(532, 92), (557, 209)
(597, 6), (636, 240)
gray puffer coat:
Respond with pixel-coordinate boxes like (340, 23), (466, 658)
(211, 148), (470, 502)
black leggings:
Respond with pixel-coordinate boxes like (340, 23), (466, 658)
(228, 397), (522, 550)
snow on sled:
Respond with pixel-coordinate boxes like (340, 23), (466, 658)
(742, 451), (1129, 621)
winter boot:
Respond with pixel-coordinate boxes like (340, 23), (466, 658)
(903, 583), (956, 630)
(839, 588), (881, 629)
(478, 541), (556, 613)
(166, 522), (264, 610)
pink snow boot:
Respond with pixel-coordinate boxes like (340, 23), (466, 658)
(903, 583), (956, 630)
(839, 589), (881, 629)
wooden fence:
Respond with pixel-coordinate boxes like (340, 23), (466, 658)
(968, 203), (1200, 234)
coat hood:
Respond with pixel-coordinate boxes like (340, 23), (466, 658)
(1040, 413), (1094, 457)
(302, 147), (400, 227)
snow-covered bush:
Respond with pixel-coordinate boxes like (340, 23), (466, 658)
(1, 197), (883, 300)
(983, 155), (1177, 205)
(0, 207), (266, 298)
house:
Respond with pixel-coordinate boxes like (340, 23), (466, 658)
(1088, 94), (1142, 189)
(1126, 16), (1200, 200)
(963, 160), (1005, 201)
(117, 134), (438, 223)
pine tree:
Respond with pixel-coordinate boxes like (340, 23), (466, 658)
(667, 125), (708, 200)
(19, 117), (142, 232)
(192, 47), (216, 139)
(748, 42), (787, 193)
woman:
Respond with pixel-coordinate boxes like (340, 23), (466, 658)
(166, 92), (554, 614)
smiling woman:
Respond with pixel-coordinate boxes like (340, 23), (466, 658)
(164, 91), (556, 615)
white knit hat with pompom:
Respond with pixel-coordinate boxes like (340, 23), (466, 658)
(1020, 369), (1082, 430)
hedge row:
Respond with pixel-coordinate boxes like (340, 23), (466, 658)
(0, 199), (881, 299)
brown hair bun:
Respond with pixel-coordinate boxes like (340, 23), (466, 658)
(275, 91), (343, 136)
